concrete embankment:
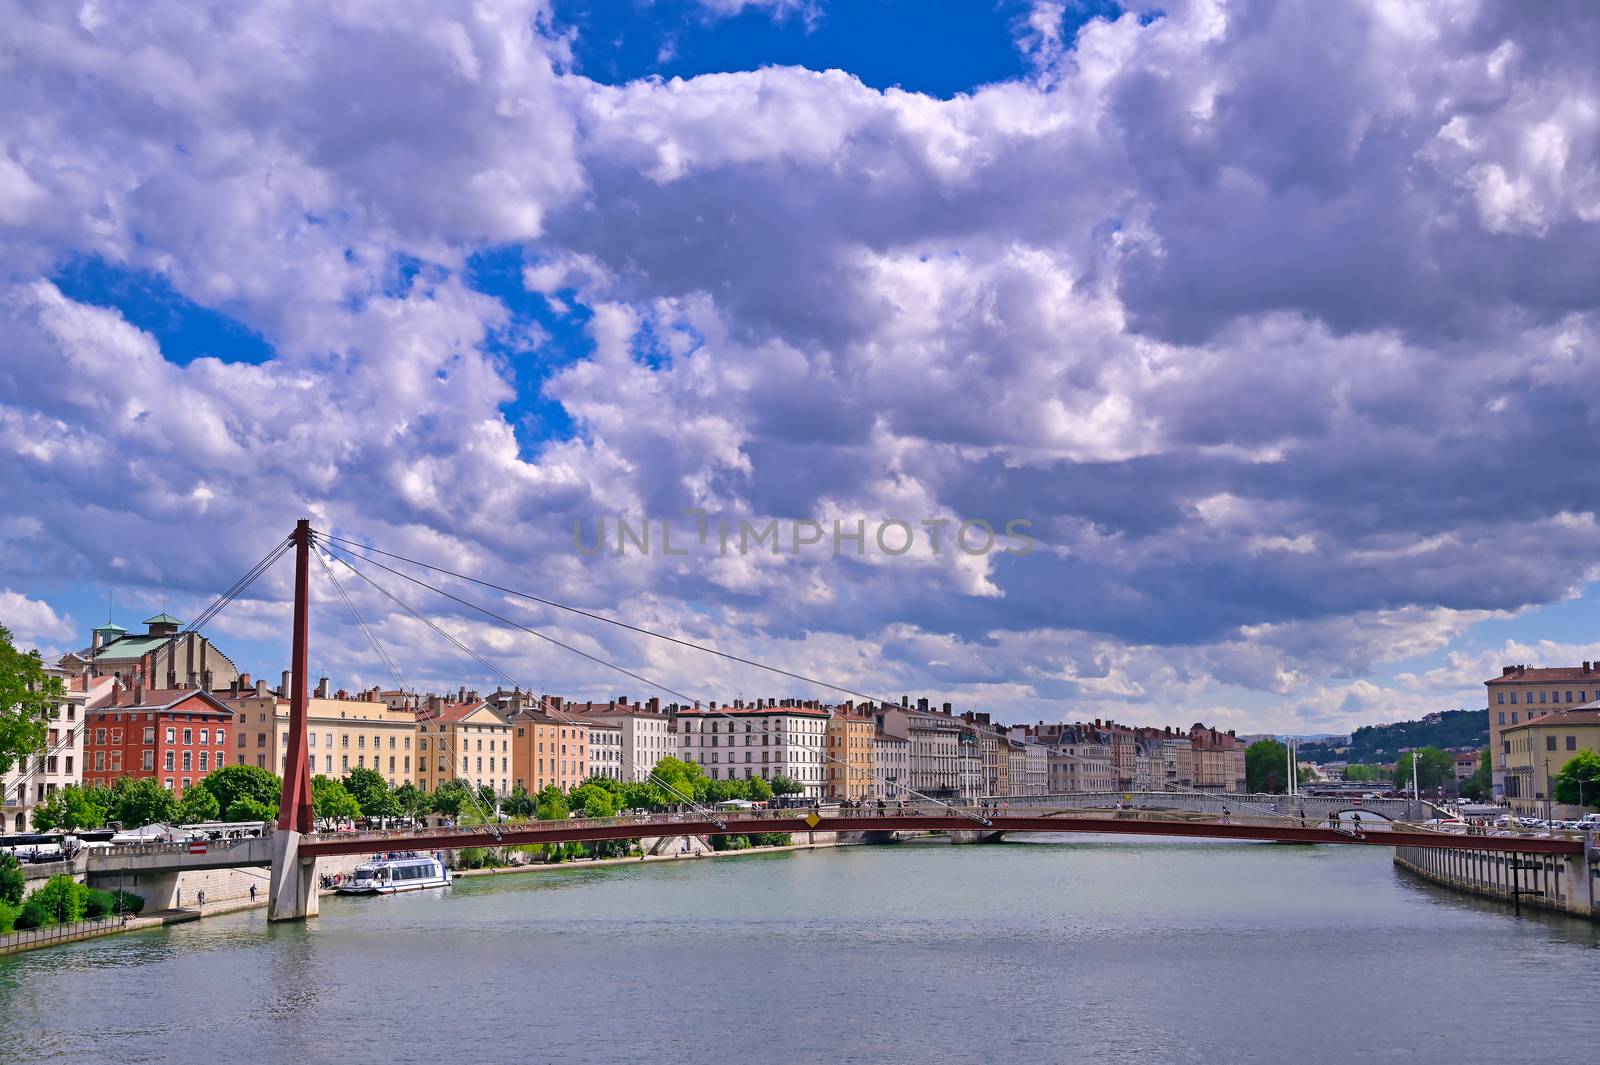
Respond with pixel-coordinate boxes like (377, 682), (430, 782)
(1394, 843), (1600, 920)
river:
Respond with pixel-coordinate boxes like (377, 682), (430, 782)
(2, 836), (1596, 1064)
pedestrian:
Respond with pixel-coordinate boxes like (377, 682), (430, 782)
(250, 883), (258, 902)
(197, 889), (205, 908)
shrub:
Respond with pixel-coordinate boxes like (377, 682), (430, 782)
(84, 888), (117, 919)
(14, 896), (53, 930)
(0, 900), (19, 935)
(0, 853), (24, 906)
(107, 890), (145, 915)
(29, 875), (89, 924)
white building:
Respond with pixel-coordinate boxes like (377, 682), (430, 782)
(3, 670), (108, 832)
(872, 729), (910, 800)
(587, 719), (623, 781)
(677, 701), (829, 798)
(562, 697), (675, 782)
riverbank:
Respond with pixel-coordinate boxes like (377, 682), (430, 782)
(1394, 844), (1599, 919)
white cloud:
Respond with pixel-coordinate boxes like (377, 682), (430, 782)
(0, 589), (75, 649)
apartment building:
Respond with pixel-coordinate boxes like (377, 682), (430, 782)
(82, 682), (234, 798)
(1485, 663), (1600, 799)
(415, 692), (513, 796)
(1188, 724), (1246, 792)
(872, 729), (910, 800)
(825, 705), (878, 802)
(1500, 705), (1600, 815)
(678, 700), (829, 797)
(3, 670), (107, 832)
(495, 690), (591, 795)
(878, 702), (963, 799)
(561, 697), (675, 782)
(56, 614), (240, 690)
(223, 677), (419, 788)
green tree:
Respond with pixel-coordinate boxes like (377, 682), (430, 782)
(175, 786), (221, 825)
(28, 874), (89, 924)
(769, 774), (804, 797)
(1343, 763), (1380, 782)
(745, 775), (774, 802)
(225, 796), (276, 822)
(1459, 750), (1492, 801)
(570, 782), (618, 818)
(393, 783), (426, 820)
(342, 766), (400, 822)
(198, 764), (281, 815)
(0, 624), (66, 776)
(649, 756), (707, 804)
(534, 785), (569, 822)
(1554, 750), (1600, 810)
(0, 853), (24, 906)
(427, 779), (473, 818)
(109, 777), (179, 828)
(1245, 740), (1302, 793)
(30, 783), (111, 832)
(501, 785), (536, 819)
(311, 775), (362, 822)
(1394, 747), (1453, 792)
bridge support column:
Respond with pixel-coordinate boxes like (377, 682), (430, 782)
(267, 830), (319, 923)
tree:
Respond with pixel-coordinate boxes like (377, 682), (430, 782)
(342, 767), (400, 822)
(109, 777), (179, 828)
(312, 776), (362, 823)
(1344, 763), (1380, 782)
(1459, 750), (1492, 801)
(393, 783), (426, 821)
(1554, 750), (1600, 810)
(1394, 747), (1453, 792)
(534, 785), (569, 822)
(29, 874), (89, 924)
(501, 785), (536, 819)
(1245, 740), (1301, 793)
(770, 775), (804, 797)
(0, 853), (24, 907)
(650, 756), (706, 804)
(745, 775), (774, 802)
(30, 784), (111, 832)
(570, 782), (617, 819)
(225, 796), (275, 822)
(427, 779), (473, 818)
(198, 764), (281, 815)
(0, 624), (66, 776)
(175, 786), (221, 825)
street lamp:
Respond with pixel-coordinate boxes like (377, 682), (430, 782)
(1543, 756), (1552, 822)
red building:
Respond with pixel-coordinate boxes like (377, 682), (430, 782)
(83, 684), (235, 798)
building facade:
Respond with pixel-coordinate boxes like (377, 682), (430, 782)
(1485, 663), (1600, 799)
(3, 670), (106, 832)
(1500, 706), (1600, 816)
(825, 707), (878, 802)
(224, 682), (419, 788)
(415, 695), (513, 797)
(677, 701), (829, 797)
(82, 684), (234, 798)
(56, 614), (241, 690)
(562, 698), (675, 783)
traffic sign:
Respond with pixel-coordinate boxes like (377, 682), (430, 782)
(804, 813), (820, 829)
(188, 840), (208, 854)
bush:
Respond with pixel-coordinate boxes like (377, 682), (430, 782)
(108, 890), (145, 915)
(84, 888), (117, 919)
(750, 833), (793, 847)
(14, 897), (53, 930)
(29, 875), (89, 924)
(0, 900), (19, 935)
(0, 853), (24, 906)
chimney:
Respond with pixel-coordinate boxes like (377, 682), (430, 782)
(428, 694), (444, 713)
(133, 681), (144, 705)
(239, 672), (252, 691)
(917, 697), (929, 712)
(203, 670), (213, 691)
(647, 697), (660, 714)
(317, 677), (330, 699)
(256, 679), (268, 696)
(281, 670), (292, 697)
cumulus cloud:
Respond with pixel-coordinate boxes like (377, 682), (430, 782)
(0, 0), (1596, 732)
(0, 589), (75, 649)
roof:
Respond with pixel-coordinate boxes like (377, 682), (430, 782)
(1501, 705), (1600, 732)
(1486, 666), (1600, 684)
(88, 687), (234, 716)
(419, 700), (508, 726)
(145, 613), (183, 626)
(676, 704), (830, 718)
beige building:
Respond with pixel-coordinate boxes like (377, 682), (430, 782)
(678, 700), (829, 798)
(872, 729), (910, 800)
(415, 693), (513, 797)
(825, 706), (878, 802)
(3, 670), (108, 832)
(1485, 663), (1600, 800)
(878, 702), (963, 800)
(562, 697), (675, 782)
(222, 680), (419, 789)
(495, 690), (591, 795)
(1189, 724), (1246, 792)
(1500, 706), (1600, 816)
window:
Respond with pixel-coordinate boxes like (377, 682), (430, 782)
(94, 728), (107, 745)
(358, 735), (366, 749)
(325, 755), (332, 773)
(257, 733), (266, 748)
(1565, 691), (1574, 702)
(342, 735), (349, 748)
(309, 732), (317, 747)
(164, 779), (174, 791)
(216, 753), (225, 767)
(199, 728), (209, 744)
(342, 755), (349, 771)
(109, 752), (122, 772)
(1511, 713), (1519, 724)
(166, 727), (176, 743)
(143, 750), (155, 771)
(144, 726), (155, 743)
(165, 751), (175, 771)
(94, 752), (105, 771)
(1567, 736), (1577, 751)
(1510, 692), (1518, 704)
(182, 751), (193, 771)
(1497, 711), (1505, 725)
(199, 751), (209, 772)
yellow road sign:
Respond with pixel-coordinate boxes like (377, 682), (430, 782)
(804, 813), (820, 829)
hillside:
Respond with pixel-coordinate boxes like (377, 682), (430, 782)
(1297, 709), (1487, 765)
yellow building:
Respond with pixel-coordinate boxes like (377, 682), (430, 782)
(1500, 706), (1600, 816)
(504, 710), (590, 795)
(1484, 663), (1600, 799)
(825, 708), (877, 801)
(223, 684), (418, 789)
(415, 695), (513, 797)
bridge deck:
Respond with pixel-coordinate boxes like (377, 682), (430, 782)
(297, 810), (1585, 859)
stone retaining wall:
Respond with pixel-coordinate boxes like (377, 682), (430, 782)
(1394, 844), (1599, 919)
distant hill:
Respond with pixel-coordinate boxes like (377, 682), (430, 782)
(1297, 709), (1487, 765)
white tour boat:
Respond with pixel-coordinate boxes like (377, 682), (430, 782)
(336, 855), (452, 895)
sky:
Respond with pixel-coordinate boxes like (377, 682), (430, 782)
(2, 0), (1599, 735)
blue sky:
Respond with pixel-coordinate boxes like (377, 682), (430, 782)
(2, 0), (1599, 733)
